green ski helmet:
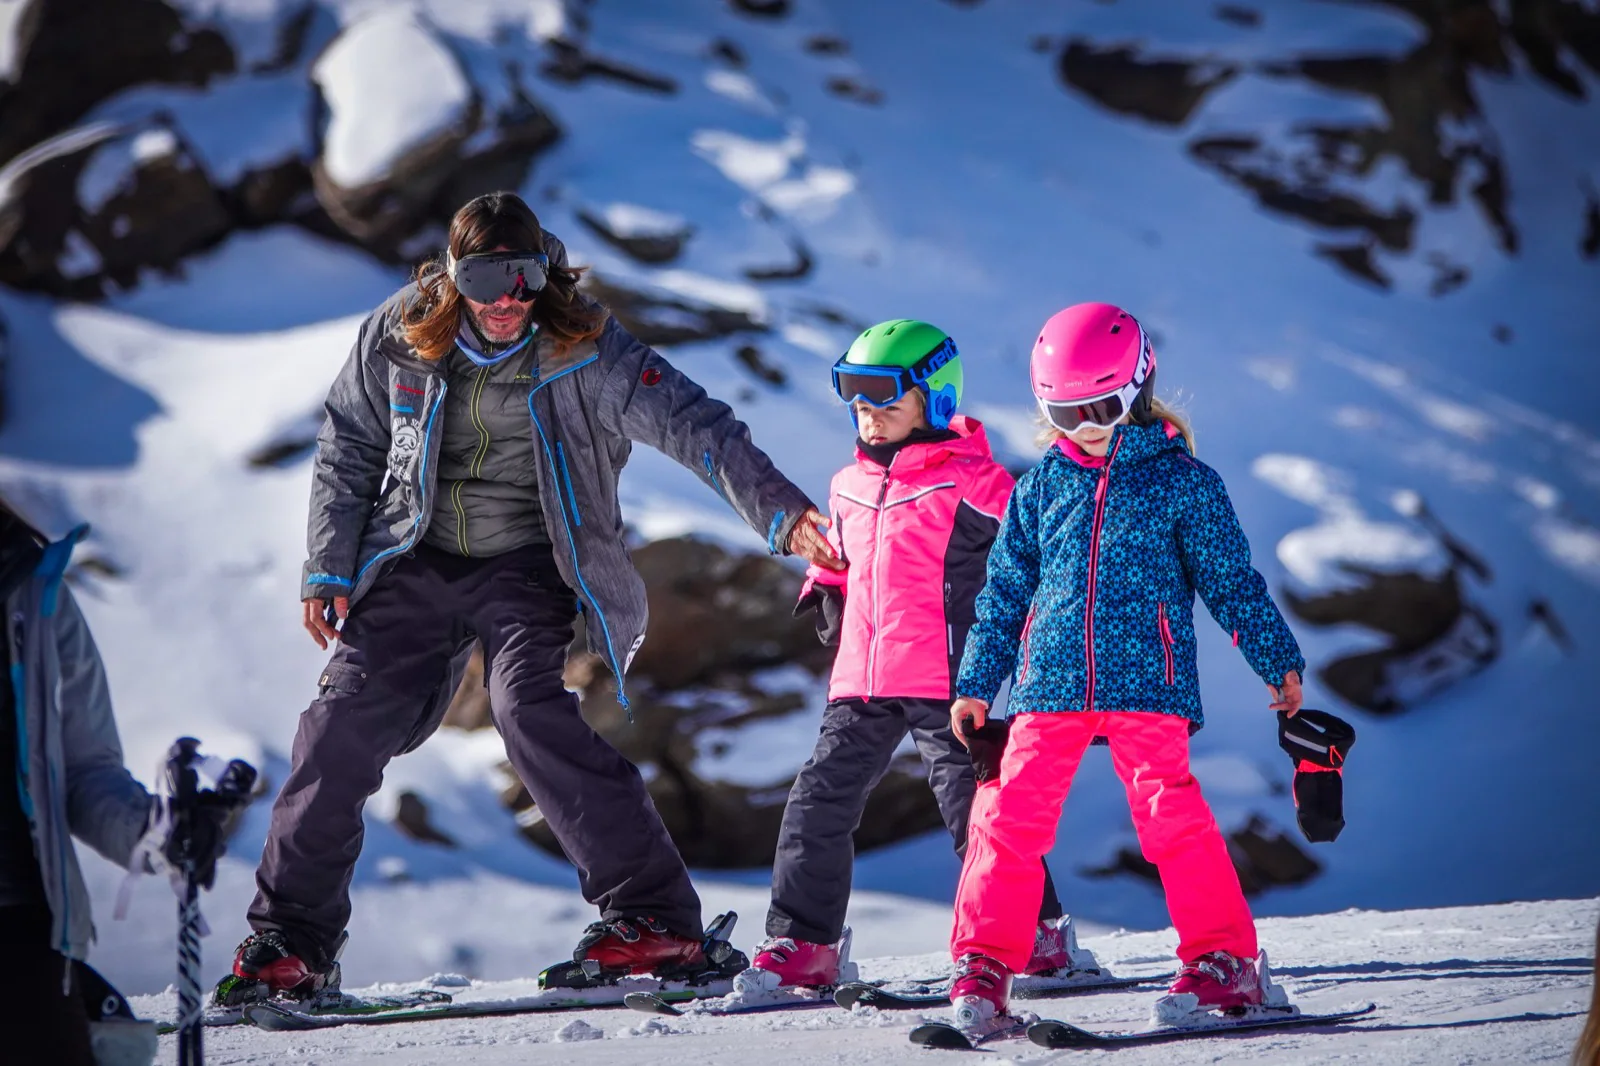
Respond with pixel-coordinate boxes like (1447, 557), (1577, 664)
(831, 319), (964, 429)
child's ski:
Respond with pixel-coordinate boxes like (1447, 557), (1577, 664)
(837, 970), (1165, 1010)
(1026, 1002), (1377, 1048)
(908, 1013), (1033, 1050)
(624, 987), (836, 1017)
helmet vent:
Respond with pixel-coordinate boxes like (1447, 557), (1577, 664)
(1094, 371), (1116, 383)
(1109, 324), (1121, 334)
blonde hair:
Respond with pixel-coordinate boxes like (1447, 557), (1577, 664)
(1036, 394), (1196, 454)
(1575, 915), (1600, 1066)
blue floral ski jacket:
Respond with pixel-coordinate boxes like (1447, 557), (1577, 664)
(957, 421), (1304, 728)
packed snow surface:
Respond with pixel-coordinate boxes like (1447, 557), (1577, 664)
(127, 897), (1597, 1065)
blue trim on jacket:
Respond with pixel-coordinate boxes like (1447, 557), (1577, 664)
(956, 423), (1304, 728)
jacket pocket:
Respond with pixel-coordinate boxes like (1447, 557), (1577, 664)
(556, 441), (582, 528)
(316, 661), (368, 699)
(1157, 603), (1175, 686)
(1018, 608), (1036, 684)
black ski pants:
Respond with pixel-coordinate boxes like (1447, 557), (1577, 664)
(250, 544), (703, 965)
(766, 697), (1062, 944)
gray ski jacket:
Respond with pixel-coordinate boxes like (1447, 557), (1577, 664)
(301, 281), (815, 710)
(7, 526), (153, 962)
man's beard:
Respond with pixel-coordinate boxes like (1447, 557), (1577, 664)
(469, 304), (536, 349)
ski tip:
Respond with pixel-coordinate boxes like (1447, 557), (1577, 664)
(1027, 1019), (1099, 1048)
(909, 1022), (975, 1050)
(832, 983), (871, 1010)
(623, 991), (684, 1017)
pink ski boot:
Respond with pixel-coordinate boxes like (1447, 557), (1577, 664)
(1154, 950), (1287, 1025)
(732, 930), (851, 996)
(1024, 915), (1099, 977)
(949, 953), (1013, 1030)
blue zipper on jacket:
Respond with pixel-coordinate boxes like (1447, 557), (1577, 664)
(355, 383), (448, 585)
(525, 356), (630, 711)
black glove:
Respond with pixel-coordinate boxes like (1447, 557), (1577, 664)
(965, 719), (1012, 784)
(152, 794), (237, 889)
(794, 584), (845, 647)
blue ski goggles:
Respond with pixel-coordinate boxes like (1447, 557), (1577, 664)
(831, 338), (958, 408)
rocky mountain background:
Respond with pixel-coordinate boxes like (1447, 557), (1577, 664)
(1, 0), (1596, 987)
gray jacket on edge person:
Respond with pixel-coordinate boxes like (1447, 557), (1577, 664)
(5, 523), (151, 964)
(300, 269), (814, 711)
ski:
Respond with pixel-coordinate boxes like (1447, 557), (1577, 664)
(1026, 1002), (1377, 1048)
(160, 985), (453, 1033)
(837, 970), (1165, 1011)
(243, 979), (736, 1031)
(908, 1014), (1032, 1050)
(625, 987), (837, 1017)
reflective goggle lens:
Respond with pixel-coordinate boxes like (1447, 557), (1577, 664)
(833, 368), (907, 407)
(1042, 394), (1127, 432)
(452, 252), (549, 303)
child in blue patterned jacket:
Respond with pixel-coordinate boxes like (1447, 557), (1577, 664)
(940, 303), (1307, 1033)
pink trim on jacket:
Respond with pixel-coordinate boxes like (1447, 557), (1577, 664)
(799, 415), (1014, 702)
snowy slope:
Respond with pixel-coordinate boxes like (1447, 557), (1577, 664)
(0, 0), (1595, 1009)
(128, 896), (1599, 1065)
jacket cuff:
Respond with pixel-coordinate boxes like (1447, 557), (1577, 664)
(1263, 652), (1307, 688)
(303, 566), (353, 601)
(767, 493), (816, 555)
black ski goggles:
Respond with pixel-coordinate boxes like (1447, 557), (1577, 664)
(449, 251), (549, 304)
(831, 338), (958, 407)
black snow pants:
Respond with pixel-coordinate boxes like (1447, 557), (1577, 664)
(766, 697), (1062, 944)
(249, 544), (703, 966)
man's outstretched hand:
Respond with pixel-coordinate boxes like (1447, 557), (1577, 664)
(789, 506), (844, 571)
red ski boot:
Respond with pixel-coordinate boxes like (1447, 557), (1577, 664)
(212, 930), (338, 1007)
(949, 953), (1013, 1030)
(733, 934), (845, 996)
(572, 916), (705, 976)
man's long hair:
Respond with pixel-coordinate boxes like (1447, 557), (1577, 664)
(402, 192), (607, 362)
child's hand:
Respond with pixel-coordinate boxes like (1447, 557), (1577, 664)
(950, 697), (989, 747)
(1269, 670), (1303, 716)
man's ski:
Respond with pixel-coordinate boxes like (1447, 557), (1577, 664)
(908, 1014), (1033, 1050)
(160, 989), (452, 1034)
(837, 970), (1165, 1011)
(1026, 1002), (1377, 1048)
(243, 980), (736, 1031)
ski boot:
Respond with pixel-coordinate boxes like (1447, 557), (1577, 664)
(1152, 949), (1288, 1026)
(949, 953), (1013, 1030)
(539, 911), (749, 990)
(733, 927), (854, 997)
(212, 930), (340, 1009)
(1024, 914), (1101, 977)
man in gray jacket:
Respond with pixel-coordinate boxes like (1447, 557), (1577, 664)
(222, 192), (840, 1005)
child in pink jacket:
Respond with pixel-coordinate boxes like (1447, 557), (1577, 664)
(734, 321), (1083, 996)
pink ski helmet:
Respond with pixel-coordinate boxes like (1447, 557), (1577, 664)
(1030, 303), (1156, 433)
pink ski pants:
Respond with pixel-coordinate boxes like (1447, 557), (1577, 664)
(951, 711), (1257, 973)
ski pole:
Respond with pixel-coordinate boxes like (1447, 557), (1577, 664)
(167, 738), (204, 1066)
(165, 738), (258, 1066)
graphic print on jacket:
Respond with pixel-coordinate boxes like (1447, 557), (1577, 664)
(799, 415), (1013, 702)
(957, 421), (1305, 728)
